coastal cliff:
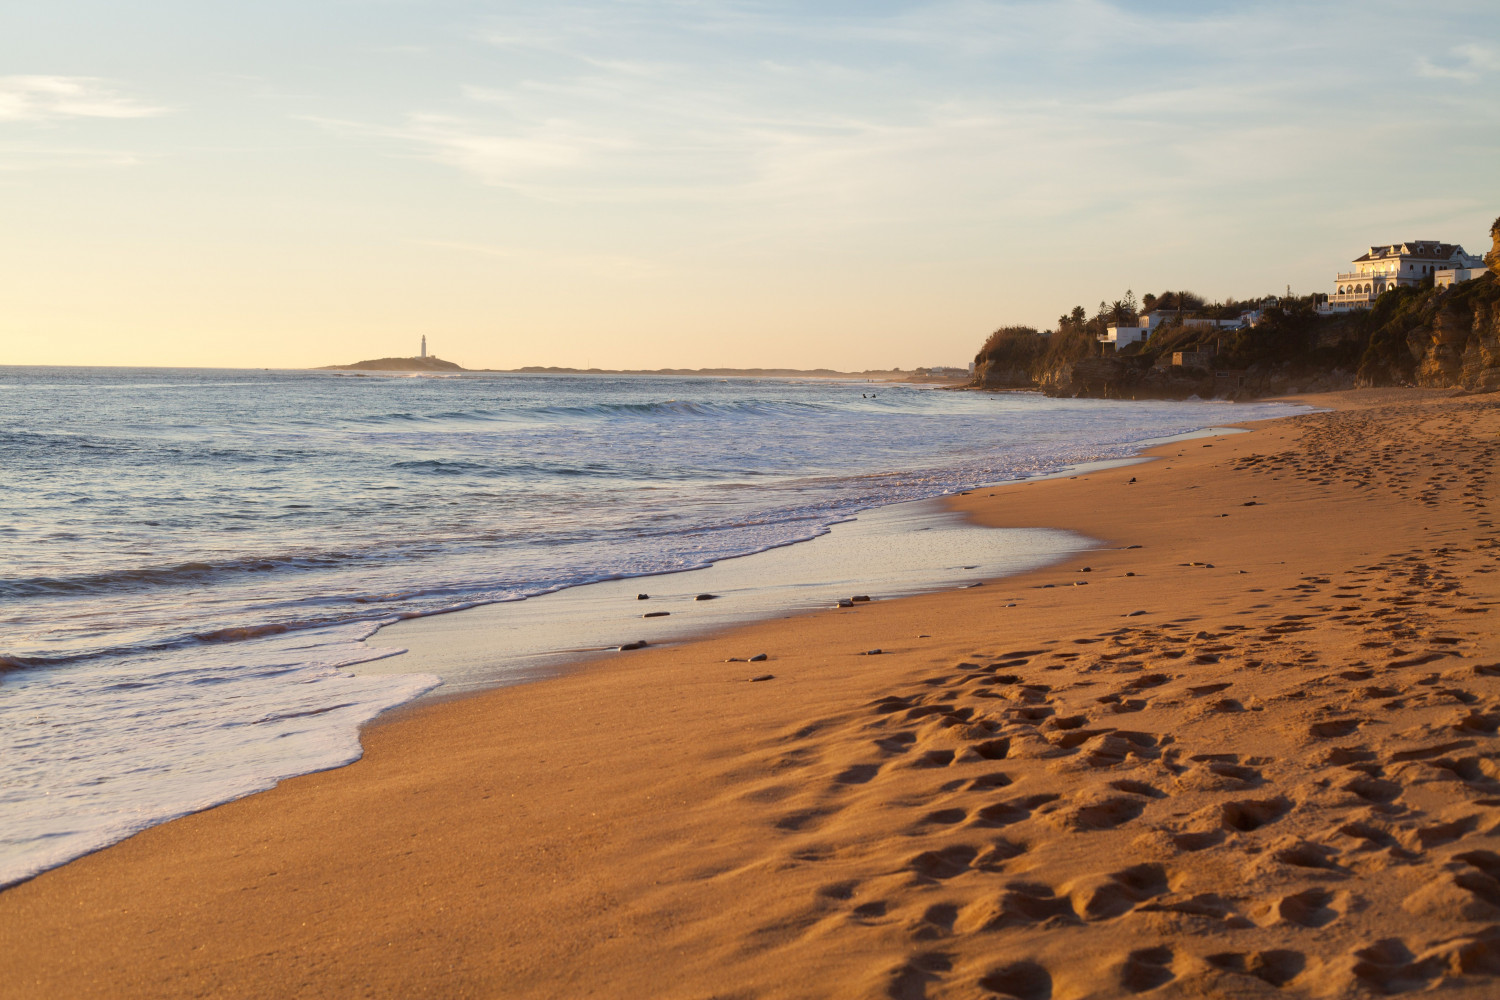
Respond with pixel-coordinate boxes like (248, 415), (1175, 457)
(1357, 272), (1500, 390)
(973, 251), (1500, 399)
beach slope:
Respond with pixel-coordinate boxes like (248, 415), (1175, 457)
(4, 389), (1500, 998)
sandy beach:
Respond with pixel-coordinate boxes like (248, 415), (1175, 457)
(5, 387), (1500, 999)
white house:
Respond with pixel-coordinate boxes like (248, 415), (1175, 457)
(1435, 267), (1489, 290)
(1320, 240), (1483, 313)
(1100, 321), (1150, 348)
(1099, 307), (1262, 349)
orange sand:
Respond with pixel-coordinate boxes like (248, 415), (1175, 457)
(4, 388), (1500, 999)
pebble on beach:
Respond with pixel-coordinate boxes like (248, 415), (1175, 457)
(618, 640), (649, 651)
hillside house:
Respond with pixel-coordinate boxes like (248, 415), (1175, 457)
(1320, 240), (1483, 313)
(1436, 267), (1490, 289)
(1100, 306), (1264, 349)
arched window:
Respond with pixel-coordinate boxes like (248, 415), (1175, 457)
(1365, 284), (1372, 294)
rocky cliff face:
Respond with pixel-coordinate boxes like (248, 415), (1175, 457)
(1038, 356), (1354, 400)
(973, 358), (1037, 389)
(1485, 219), (1500, 278)
(1039, 357), (1238, 400)
(1411, 274), (1500, 391)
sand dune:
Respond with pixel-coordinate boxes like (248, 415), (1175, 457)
(4, 388), (1500, 998)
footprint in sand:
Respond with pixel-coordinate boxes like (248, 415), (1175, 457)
(958, 884), (1077, 932)
(1222, 796), (1292, 832)
(882, 951), (951, 1000)
(1070, 863), (1169, 920)
(1109, 778), (1166, 799)
(1118, 946), (1175, 993)
(977, 960), (1052, 1000)
(1349, 938), (1446, 994)
(908, 844), (978, 881)
(1170, 829), (1224, 852)
(1059, 796), (1146, 832)
(1272, 839), (1347, 873)
(1271, 887), (1342, 927)
(907, 902), (958, 940)
(833, 763), (882, 785)
(1207, 949), (1305, 988)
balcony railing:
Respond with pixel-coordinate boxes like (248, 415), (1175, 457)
(1336, 272), (1403, 282)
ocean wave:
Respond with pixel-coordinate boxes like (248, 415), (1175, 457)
(0, 552), (364, 599)
(389, 457), (674, 479)
(347, 397), (843, 427)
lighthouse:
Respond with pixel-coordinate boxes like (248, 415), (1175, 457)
(421, 335), (427, 359)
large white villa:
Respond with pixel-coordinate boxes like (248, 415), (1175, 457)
(1321, 240), (1484, 313)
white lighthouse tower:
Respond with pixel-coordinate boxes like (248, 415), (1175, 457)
(421, 335), (427, 359)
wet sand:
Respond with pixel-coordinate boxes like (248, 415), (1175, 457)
(5, 388), (1500, 998)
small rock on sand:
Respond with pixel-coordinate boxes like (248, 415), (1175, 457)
(851, 595), (871, 602)
(644, 611), (669, 618)
(695, 594), (718, 601)
(618, 640), (649, 651)
(749, 653), (768, 662)
(636, 593), (650, 600)
(749, 674), (774, 682)
(860, 649), (883, 656)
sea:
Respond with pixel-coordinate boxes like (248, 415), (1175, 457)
(0, 366), (1305, 888)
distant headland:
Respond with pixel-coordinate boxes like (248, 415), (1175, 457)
(318, 358), (968, 382)
(321, 356), (466, 372)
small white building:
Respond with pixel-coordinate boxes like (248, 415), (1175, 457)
(1435, 267), (1489, 289)
(1100, 321), (1149, 348)
(1320, 240), (1483, 313)
(1099, 308), (1259, 349)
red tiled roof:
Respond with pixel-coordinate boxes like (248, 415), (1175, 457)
(1353, 242), (1466, 262)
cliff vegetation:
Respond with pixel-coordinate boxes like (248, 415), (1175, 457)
(973, 214), (1500, 399)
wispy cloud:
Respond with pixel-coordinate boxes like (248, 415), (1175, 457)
(1417, 43), (1500, 81)
(0, 143), (147, 173)
(303, 0), (1498, 267)
(0, 76), (168, 123)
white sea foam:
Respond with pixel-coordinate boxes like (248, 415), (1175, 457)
(0, 624), (436, 889)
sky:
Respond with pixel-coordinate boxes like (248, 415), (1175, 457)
(2, 1), (1498, 371)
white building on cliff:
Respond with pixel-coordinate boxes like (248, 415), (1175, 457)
(1100, 306), (1267, 349)
(1321, 240), (1483, 313)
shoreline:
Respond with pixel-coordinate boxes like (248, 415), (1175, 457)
(359, 496), (1095, 699)
(356, 422), (1251, 703)
(7, 387), (1500, 998)
(0, 379), (1303, 895)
